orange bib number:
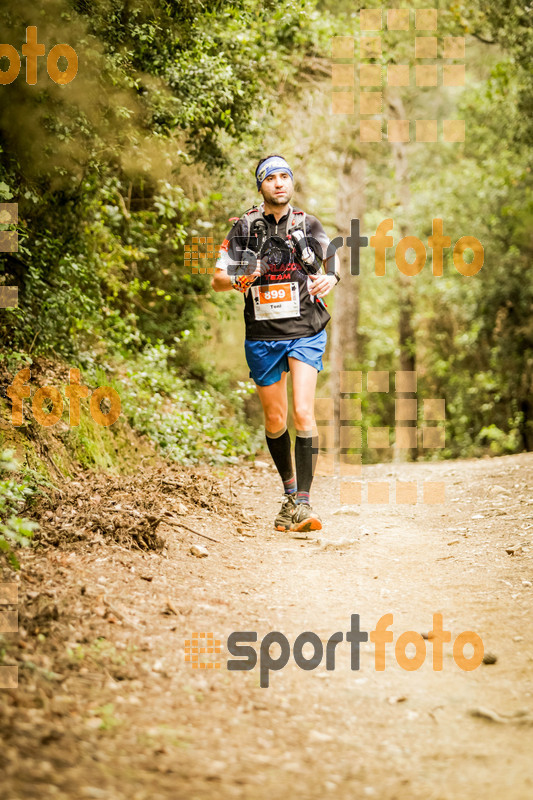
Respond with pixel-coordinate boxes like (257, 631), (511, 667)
(251, 282), (300, 320)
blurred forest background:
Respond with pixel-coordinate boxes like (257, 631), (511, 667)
(0, 0), (531, 485)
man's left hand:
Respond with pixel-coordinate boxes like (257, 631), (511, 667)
(308, 273), (336, 299)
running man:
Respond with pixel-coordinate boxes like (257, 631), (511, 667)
(211, 155), (341, 532)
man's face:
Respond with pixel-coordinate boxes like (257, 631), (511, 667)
(259, 171), (294, 206)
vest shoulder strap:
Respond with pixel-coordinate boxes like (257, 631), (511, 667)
(240, 206), (264, 249)
(288, 208), (307, 234)
(239, 206), (307, 249)
(241, 205), (263, 223)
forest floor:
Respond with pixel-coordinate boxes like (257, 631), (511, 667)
(1, 452), (533, 799)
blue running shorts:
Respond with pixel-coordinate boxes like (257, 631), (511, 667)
(244, 329), (327, 387)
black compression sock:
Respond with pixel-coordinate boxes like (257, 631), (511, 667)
(265, 427), (294, 487)
(295, 430), (319, 502)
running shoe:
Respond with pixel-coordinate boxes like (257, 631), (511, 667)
(289, 502), (322, 532)
(274, 494), (297, 531)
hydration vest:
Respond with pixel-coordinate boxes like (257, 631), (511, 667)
(235, 205), (308, 254)
(229, 206), (331, 341)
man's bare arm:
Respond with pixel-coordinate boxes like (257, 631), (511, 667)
(211, 269), (233, 292)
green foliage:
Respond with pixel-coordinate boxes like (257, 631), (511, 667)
(88, 702), (122, 732)
(477, 424), (521, 456)
(406, 25), (533, 455)
(0, 0), (330, 468)
(118, 341), (261, 464)
(0, 0), (531, 466)
(0, 451), (39, 570)
(322, 0), (533, 459)
(64, 407), (125, 471)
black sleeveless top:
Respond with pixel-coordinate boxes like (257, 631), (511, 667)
(222, 206), (331, 341)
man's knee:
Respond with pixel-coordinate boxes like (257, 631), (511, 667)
(293, 405), (315, 431)
(264, 411), (287, 433)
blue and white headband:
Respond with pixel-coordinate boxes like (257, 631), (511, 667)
(255, 156), (293, 190)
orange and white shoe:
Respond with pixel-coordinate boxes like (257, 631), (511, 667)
(289, 502), (322, 532)
(274, 494), (297, 531)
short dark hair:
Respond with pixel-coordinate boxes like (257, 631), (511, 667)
(255, 154), (286, 176)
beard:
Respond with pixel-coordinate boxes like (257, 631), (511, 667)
(262, 188), (293, 206)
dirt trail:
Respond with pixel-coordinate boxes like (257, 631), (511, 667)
(1, 453), (533, 799)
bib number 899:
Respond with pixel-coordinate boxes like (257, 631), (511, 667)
(264, 288), (286, 301)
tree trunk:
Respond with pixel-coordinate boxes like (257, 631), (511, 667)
(388, 95), (417, 461)
(330, 154), (366, 452)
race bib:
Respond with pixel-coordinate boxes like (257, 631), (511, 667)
(251, 282), (300, 320)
